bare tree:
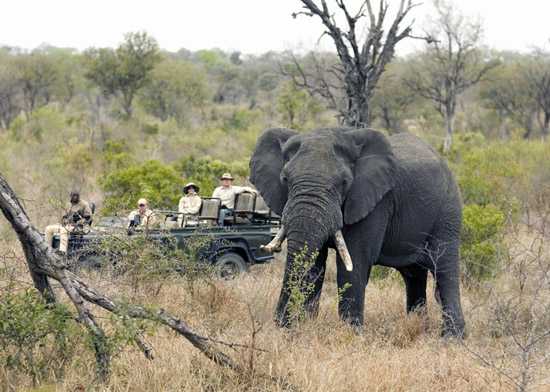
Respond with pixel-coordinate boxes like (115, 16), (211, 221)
(524, 49), (550, 138)
(405, 0), (497, 152)
(290, 0), (423, 127)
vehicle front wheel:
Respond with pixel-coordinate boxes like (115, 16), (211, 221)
(214, 252), (247, 279)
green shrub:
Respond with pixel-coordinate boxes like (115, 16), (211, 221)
(460, 203), (506, 282)
(450, 135), (550, 213)
(0, 289), (80, 387)
(101, 160), (184, 214)
(174, 156), (249, 197)
(286, 246), (317, 324)
(102, 139), (135, 171)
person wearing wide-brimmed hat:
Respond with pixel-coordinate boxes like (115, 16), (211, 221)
(212, 173), (256, 224)
(178, 182), (202, 226)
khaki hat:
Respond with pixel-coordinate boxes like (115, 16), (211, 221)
(183, 182), (200, 194)
(220, 173), (234, 180)
(137, 198), (148, 206)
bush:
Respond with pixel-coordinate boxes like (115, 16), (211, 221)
(449, 135), (550, 214)
(460, 203), (506, 282)
(94, 233), (215, 295)
(101, 160), (184, 214)
(174, 156), (249, 197)
(0, 289), (80, 387)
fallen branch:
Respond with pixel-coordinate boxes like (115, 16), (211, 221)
(0, 173), (245, 380)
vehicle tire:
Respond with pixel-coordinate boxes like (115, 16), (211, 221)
(214, 252), (247, 279)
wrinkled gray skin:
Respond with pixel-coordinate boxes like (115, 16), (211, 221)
(250, 127), (465, 337)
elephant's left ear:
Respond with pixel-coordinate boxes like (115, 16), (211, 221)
(344, 129), (397, 225)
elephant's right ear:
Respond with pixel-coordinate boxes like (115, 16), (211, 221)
(250, 128), (298, 216)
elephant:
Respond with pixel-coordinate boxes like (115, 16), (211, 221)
(250, 127), (465, 337)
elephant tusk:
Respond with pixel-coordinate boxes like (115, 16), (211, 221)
(260, 225), (286, 253)
(334, 230), (353, 272)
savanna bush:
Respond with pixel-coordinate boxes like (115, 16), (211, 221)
(0, 289), (81, 387)
(460, 203), (506, 282)
(450, 134), (550, 213)
(101, 160), (184, 213)
(174, 155), (249, 196)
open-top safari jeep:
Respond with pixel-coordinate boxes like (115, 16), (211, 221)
(52, 193), (281, 278)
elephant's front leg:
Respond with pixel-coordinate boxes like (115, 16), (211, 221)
(302, 245), (328, 318)
(336, 200), (391, 327)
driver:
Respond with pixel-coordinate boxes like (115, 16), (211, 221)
(127, 198), (156, 232)
(44, 190), (92, 255)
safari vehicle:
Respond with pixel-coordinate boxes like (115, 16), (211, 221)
(53, 193), (281, 278)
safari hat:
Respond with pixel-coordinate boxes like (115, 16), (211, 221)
(137, 198), (148, 206)
(220, 173), (234, 180)
(183, 182), (200, 194)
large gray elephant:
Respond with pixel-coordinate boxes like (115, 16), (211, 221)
(250, 127), (465, 337)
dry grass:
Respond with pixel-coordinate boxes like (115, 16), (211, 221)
(1, 230), (550, 392)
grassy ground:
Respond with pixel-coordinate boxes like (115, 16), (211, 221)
(2, 222), (549, 391)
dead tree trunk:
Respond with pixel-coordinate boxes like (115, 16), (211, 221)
(290, 0), (421, 128)
(0, 173), (253, 383)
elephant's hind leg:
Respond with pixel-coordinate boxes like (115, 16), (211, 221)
(398, 265), (428, 313)
(425, 232), (466, 338)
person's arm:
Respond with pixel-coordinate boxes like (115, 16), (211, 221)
(234, 186), (257, 194)
(81, 202), (92, 222)
(146, 211), (157, 227)
(212, 187), (221, 198)
(189, 197), (202, 214)
(127, 211), (136, 228)
(178, 197), (185, 213)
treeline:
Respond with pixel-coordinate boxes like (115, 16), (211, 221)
(1, 33), (549, 143)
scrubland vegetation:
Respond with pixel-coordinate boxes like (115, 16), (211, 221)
(2, 1), (550, 390)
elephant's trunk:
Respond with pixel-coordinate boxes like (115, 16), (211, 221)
(275, 198), (340, 326)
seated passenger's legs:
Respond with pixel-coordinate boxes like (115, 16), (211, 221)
(218, 208), (233, 225)
(45, 224), (62, 248)
(59, 225), (72, 253)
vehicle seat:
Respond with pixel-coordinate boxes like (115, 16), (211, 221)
(254, 195), (270, 216)
(164, 214), (179, 229)
(233, 192), (256, 223)
(198, 198), (221, 224)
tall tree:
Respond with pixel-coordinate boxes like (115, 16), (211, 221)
(140, 57), (209, 123)
(481, 59), (537, 139)
(0, 54), (22, 129)
(405, 0), (497, 152)
(525, 49), (550, 138)
(290, 0), (422, 127)
(15, 52), (59, 117)
(84, 32), (161, 117)
(371, 60), (415, 133)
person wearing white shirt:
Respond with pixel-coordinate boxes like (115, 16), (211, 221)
(178, 182), (202, 226)
(212, 173), (256, 224)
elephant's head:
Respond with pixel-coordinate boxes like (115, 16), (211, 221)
(250, 127), (396, 326)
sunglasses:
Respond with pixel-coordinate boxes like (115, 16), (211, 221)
(138, 204), (146, 207)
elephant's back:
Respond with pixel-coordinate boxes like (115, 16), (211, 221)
(388, 132), (441, 164)
(382, 132), (459, 254)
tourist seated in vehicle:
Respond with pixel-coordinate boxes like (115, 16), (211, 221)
(212, 172), (256, 225)
(127, 198), (156, 233)
(178, 182), (202, 227)
(45, 190), (93, 255)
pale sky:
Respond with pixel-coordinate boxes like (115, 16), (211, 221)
(1, 0), (549, 54)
